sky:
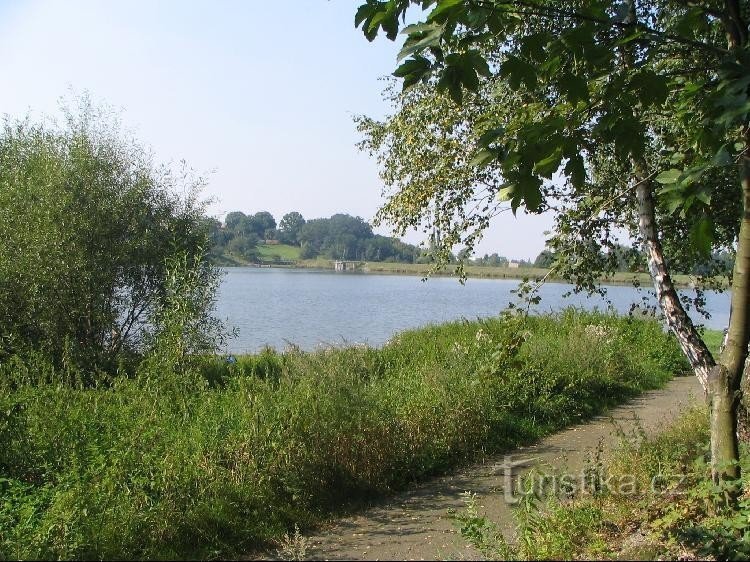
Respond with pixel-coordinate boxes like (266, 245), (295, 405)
(0, 0), (553, 260)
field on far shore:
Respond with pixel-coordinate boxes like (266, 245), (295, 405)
(294, 259), (706, 288)
(215, 249), (714, 289)
(256, 243), (301, 261)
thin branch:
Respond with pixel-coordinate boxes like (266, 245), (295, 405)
(467, 0), (730, 56)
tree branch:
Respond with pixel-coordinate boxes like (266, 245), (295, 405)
(467, 0), (730, 56)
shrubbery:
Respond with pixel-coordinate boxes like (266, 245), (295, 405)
(0, 99), (214, 372)
(454, 407), (749, 560)
(0, 310), (686, 559)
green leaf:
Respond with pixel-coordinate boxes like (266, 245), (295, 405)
(564, 155), (586, 188)
(466, 50), (490, 77)
(690, 217), (714, 258)
(664, 195), (683, 214)
(671, 6), (706, 37)
(711, 145), (733, 167)
(393, 56), (432, 78)
(427, 0), (464, 22)
(533, 148), (563, 179)
(437, 65), (463, 104)
(695, 189), (712, 206)
(669, 152), (685, 165)
(519, 33), (548, 63)
(477, 127), (504, 147)
(400, 22), (440, 35)
(655, 169), (682, 184)
(630, 70), (669, 107)
(520, 174), (543, 211)
(614, 28), (645, 46)
(356, 0), (401, 41)
(497, 185), (513, 201)
(558, 73), (589, 105)
(398, 22), (444, 60)
(355, 1), (380, 29)
(393, 56), (432, 89)
(469, 148), (496, 168)
(500, 55), (536, 90)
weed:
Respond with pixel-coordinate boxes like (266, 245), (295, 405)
(452, 406), (749, 560)
(275, 524), (310, 561)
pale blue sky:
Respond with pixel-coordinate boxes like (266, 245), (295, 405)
(0, 0), (552, 259)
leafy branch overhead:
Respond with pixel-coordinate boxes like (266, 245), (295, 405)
(356, 0), (750, 230)
(355, 0), (750, 485)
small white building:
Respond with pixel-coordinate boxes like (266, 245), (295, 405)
(508, 261), (521, 269)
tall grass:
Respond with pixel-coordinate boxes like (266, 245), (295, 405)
(455, 407), (749, 560)
(0, 310), (687, 559)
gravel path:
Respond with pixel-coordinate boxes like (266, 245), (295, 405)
(263, 375), (704, 561)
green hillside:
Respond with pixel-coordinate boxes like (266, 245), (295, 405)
(256, 244), (301, 261)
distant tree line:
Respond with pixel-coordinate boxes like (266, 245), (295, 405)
(211, 211), (736, 275)
(207, 211), (428, 263)
(530, 243), (734, 276)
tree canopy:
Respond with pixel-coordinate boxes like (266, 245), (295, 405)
(354, 0), (750, 483)
(212, 210), (426, 263)
(278, 211), (307, 245)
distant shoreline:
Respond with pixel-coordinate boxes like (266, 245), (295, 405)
(216, 257), (717, 290)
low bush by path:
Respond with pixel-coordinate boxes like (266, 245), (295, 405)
(455, 406), (749, 560)
(0, 310), (688, 559)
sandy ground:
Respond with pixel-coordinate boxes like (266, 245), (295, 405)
(260, 375), (704, 561)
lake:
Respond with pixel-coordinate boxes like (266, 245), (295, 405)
(215, 267), (731, 354)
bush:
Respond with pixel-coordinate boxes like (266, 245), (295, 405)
(0, 98), (214, 372)
(453, 406), (750, 560)
(0, 311), (687, 559)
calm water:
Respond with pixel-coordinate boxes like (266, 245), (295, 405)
(215, 267), (731, 354)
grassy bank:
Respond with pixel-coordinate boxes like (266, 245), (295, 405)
(213, 252), (711, 289)
(452, 329), (750, 561)
(0, 311), (687, 559)
(256, 244), (301, 261)
(279, 259), (707, 288)
(455, 407), (749, 560)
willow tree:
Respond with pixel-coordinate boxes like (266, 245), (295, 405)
(0, 101), (218, 372)
(354, 0), (750, 485)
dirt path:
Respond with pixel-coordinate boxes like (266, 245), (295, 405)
(271, 376), (703, 561)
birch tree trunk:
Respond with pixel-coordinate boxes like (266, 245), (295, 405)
(630, 0), (749, 486)
(705, 0), (750, 485)
(635, 159), (744, 485)
(634, 175), (716, 391)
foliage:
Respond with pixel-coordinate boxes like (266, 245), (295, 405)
(0, 99), (213, 372)
(227, 235), (260, 261)
(353, 0), (750, 488)
(452, 407), (750, 560)
(248, 211), (277, 239)
(256, 243), (302, 262)
(213, 210), (426, 264)
(533, 250), (556, 269)
(139, 252), (230, 378)
(354, 0), (747, 286)
(472, 253), (510, 267)
(295, 213), (424, 261)
(278, 212), (306, 245)
(356, 80), (499, 273)
(0, 311), (685, 559)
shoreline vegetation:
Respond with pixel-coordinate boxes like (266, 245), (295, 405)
(1, 311), (690, 559)
(455, 404), (750, 561)
(216, 249), (713, 290)
(447, 329), (749, 561)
